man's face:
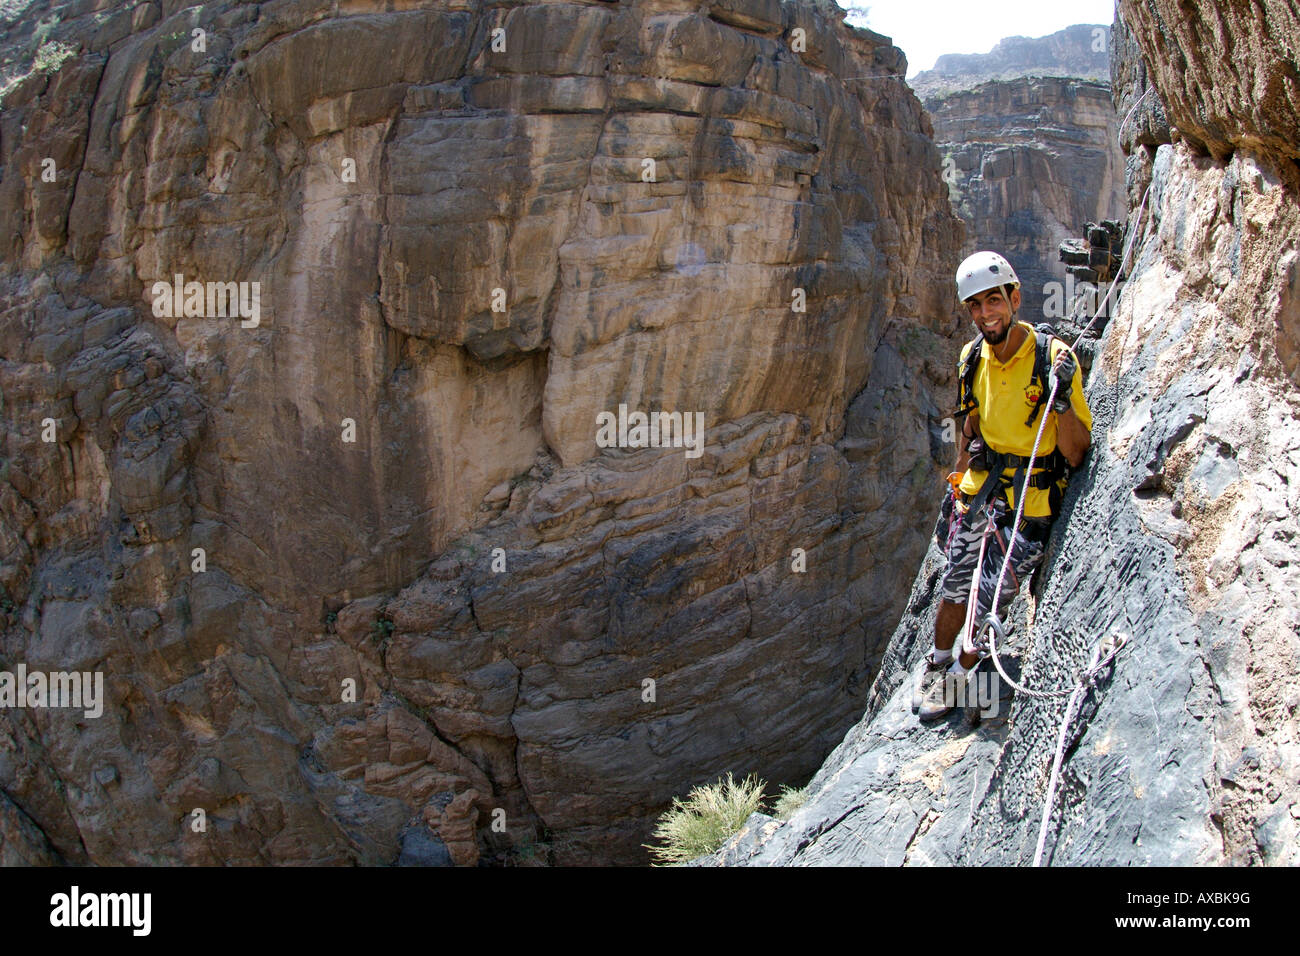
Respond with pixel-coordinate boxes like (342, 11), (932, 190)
(964, 286), (1020, 345)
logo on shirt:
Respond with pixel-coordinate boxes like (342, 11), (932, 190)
(1024, 381), (1042, 409)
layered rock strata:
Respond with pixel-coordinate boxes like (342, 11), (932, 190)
(910, 23), (1110, 100)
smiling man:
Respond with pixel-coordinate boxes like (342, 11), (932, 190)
(916, 251), (1093, 722)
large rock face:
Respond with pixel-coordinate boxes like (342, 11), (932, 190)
(710, 0), (1300, 867)
(0, 0), (962, 864)
(910, 23), (1110, 100)
(1117, 0), (1300, 169)
(919, 28), (1127, 321)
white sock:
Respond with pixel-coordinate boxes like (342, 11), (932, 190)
(947, 658), (970, 678)
(931, 647), (952, 665)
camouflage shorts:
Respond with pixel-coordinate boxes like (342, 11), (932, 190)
(938, 496), (1052, 622)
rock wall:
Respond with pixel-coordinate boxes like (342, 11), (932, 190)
(712, 0), (1300, 867)
(916, 24), (1127, 322)
(910, 23), (1110, 100)
(1117, 0), (1300, 170)
(0, 0), (962, 864)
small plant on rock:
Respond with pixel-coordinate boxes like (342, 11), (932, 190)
(370, 616), (394, 641)
(772, 785), (809, 821)
(646, 772), (765, 866)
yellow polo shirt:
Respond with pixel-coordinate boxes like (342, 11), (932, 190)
(958, 322), (1092, 517)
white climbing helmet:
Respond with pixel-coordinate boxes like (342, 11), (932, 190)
(955, 251), (1020, 303)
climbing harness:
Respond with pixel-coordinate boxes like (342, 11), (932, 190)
(963, 443), (1071, 521)
(945, 181), (1155, 865)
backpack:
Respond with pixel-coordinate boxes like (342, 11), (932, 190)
(953, 323), (1072, 515)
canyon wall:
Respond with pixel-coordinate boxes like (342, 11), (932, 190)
(911, 23), (1109, 100)
(712, 0), (1300, 867)
(0, 0), (962, 864)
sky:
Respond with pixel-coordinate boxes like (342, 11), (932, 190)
(844, 0), (1117, 77)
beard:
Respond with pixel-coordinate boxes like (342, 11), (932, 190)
(983, 321), (1010, 345)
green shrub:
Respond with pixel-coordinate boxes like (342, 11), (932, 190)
(646, 772), (765, 866)
(514, 839), (551, 863)
(33, 40), (76, 74)
(773, 785), (809, 821)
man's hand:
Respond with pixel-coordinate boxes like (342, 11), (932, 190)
(1050, 351), (1076, 413)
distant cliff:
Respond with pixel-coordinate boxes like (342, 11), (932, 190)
(911, 23), (1110, 99)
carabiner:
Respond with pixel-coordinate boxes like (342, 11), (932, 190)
(974, 613), (1008, 658)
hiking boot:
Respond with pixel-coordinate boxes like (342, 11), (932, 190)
(911, 649), (952, 713)
(919, 670), (968, 722)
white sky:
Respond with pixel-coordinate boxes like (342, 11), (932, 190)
(845, 1), (1117, 77)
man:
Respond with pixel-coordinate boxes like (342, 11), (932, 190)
(916, 251), (1093, 721)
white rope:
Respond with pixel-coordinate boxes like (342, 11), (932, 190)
(963, 177), (1155, 678)
(1116, 86), (1155, 151)
(1032, 633), (1125, 867)
(961, 519), (989, 648)
(978, 373), (1056, 665)
(1071, 181), (1153, 348)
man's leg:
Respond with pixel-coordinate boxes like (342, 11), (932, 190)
(959, 514), (1051, 664)
(922, 505), (1016, 720)
(933, 599), (966, 656)
(916, 504), (982, 717)
(921, 597), (982, 720)
(933, 501), (984, 662)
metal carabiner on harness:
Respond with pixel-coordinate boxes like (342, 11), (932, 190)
(973, 612), (1007, 659)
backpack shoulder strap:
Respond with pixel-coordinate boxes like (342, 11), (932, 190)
(1024, 324), (1063, 427)
(955, 333), (984, 420)
(1033, 323), (1058, 382)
